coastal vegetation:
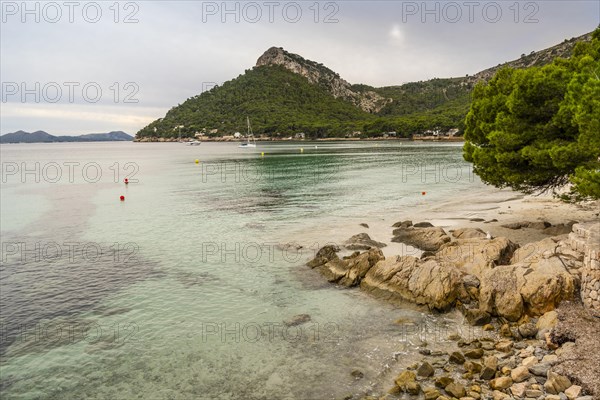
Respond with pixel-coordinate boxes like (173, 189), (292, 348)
(464, 28), (600, 200)
(136, 32), (591, 141)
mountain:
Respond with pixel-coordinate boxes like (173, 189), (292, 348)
(0, 130), (133, 143)
(256, 47), (391, 113)
(136, 31), (593, 140)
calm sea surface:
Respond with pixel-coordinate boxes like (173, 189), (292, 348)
(1, 141), (494, 399)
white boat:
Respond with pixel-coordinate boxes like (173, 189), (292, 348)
(187, 140), (201, 146)
(239, 117), (257, 148)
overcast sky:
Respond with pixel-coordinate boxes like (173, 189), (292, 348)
(1, 0), (598, 135)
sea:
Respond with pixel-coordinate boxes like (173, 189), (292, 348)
(0, 141), (502, 399)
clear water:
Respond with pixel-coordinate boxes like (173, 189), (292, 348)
(1, 141), (497, 399)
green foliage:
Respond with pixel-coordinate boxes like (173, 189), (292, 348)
(375, 78), (473, 117)
(464, 28), (600, 200)
(137, 31), (592, 141)
(137, 66), (375, 139)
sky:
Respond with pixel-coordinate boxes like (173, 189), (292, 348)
(1, 0), (598, 135)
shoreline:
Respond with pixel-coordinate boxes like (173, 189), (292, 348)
(133, 137), (465, 143)
(300, 192), (599, 399)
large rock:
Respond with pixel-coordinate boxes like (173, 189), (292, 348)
(510, 237), (583, 274)
(479, 256), (576, 321)
(391, 226), (451, 251)
(360, 255), (465, 311)
(536, 310), (559, 339)
(306, 245), (339, 268)
(307, 246), (384, 287)
(452, 227), (488, 239)
(437, 237), (519, 279)
(344, 233), (387, 251)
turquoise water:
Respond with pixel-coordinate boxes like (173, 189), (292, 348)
(1, 141), (490, 399)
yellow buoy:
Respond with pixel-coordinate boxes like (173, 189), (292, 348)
(261, 152), (265, 157)
(195, 159), (199, 164)
(300, 148), (304, 153)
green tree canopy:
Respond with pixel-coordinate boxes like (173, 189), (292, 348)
(464, 28), (600, 200)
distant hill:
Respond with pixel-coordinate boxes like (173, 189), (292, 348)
(0, 130), (133, 143)
(136, 31), (594, 140)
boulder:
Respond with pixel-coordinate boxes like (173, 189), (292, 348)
(536, 310), (559, 339)
(479, 256), (576, 321)
(452, 227), (488, 239)
(343, 233), (387, 251)
(306, 245), (339, 268)
(510, 237), (583, 274)
(391, 226), (451, 251)
(414, 221), (434, 228)
(529, 221), (552, 230)
(518, 322), (538, 338)
(543, 221), (576, 236)
(360, 255), (465, 311)
(436, 237), (519, 279)
(392, 220), (412, 228)
(465, 309), (491, 326)
(502, 222), (529, 230)
(307, 246), (384, 287)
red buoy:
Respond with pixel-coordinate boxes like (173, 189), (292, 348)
(421, 192), (426, 195)
(124, 178), (129, 184)
(120, 195), (125, 201)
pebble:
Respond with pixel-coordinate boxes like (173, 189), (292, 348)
(482, 341), (495, 350)
(510, 382), (528, 397)
(511, 365), (531, 383)
(529, 362), (552, 376)
(449, 351), (466, 364)
(490, 376), (513, 390)
(522, 356), (538, 367)
(543, 354), (559, 364)
(495, 340), (514, 352)
(445, 382), (466, 398)
(526, 389), (544, 397)
(564, 385), (582, 400)
(417, 362), (435, 377)
(464, 348), (484, 359)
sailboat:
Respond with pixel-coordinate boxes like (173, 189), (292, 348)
(239, 117), (257, 148)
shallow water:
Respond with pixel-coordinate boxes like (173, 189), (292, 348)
(1, 141), (498, 399)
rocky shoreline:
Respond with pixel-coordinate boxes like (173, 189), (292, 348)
(306, 218), (600, 400)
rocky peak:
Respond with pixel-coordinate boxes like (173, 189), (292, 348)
(256, 47), (391, 113)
